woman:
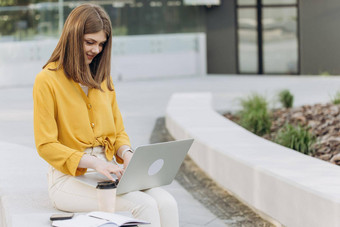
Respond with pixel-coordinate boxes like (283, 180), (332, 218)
(33, 4), (178, 227)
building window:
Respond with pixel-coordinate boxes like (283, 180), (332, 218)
(237, 8), (258, 73)
(236, 0), (299, 74)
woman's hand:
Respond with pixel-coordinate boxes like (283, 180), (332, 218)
(122, 151), (133, 169)
(117, 145), (134, 169)
(93, 159), (124, 181)
(78, 154), (124, 181)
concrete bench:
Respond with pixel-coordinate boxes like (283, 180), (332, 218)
(165, 92), (340, 227)
(0, 141), (225, 227)
(0, 142), (57, 227)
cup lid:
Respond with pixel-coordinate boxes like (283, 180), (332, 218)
(96, 180), (117, 189)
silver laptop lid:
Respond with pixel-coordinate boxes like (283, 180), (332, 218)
(116, 139), (194, 195)
(74, 139), (194, 194)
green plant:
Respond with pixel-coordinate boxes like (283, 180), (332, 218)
(320, 71), (331, 76)
(238, 93), (271, 136)
(331, 91), (340, 104)
(275, 124), (316, 155)
(278, 89), (294, 108)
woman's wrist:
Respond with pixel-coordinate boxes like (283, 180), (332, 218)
(117, 145), (134, 159)
(121, 147), (134, 159)
(78, 154), (103, 169)
(122, 150), (133, 160)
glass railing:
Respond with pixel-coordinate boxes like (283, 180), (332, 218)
(0, 0), (205, 42)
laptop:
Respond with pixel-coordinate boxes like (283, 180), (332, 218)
(75, 139), (194, 195)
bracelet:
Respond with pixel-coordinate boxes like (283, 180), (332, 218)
(120, 147), (134, 158)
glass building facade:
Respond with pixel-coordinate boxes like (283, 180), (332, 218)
(0, 0), (206, 42)
(1, 0), (306, 75)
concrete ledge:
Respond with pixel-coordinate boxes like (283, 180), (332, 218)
(0, 142), (57, 227)
(165, 92), (340, 227)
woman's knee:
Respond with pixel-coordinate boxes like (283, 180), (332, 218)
(145, 188), (179, 227)
(146, 188), (178, 211)
(138, 195), (159, 214)
(118, 191), (160, 215)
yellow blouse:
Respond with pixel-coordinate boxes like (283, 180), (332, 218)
(33, 62), (131, 176)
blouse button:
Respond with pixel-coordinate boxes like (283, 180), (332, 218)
(87, 104), (92, 109)
(91, 123), (95, 128)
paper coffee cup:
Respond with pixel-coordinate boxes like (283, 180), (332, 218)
(96, 180), (117, 213)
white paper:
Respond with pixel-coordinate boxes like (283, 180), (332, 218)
(52, 215), (113, 227)
(52, 211), (149, 227)
(88, 211), (150, 225)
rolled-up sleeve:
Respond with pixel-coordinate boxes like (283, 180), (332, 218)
(33, 72), (86, 176)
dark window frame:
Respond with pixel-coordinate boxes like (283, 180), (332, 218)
(235, 0), (300, 75)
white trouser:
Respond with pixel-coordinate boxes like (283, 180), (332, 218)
(47, 147), (179, 227)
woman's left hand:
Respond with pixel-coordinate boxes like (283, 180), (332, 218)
(122, 151), (133, 169)
(117, 145), (134, 169)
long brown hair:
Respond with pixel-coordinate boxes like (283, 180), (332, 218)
(44, 4), (113, 91)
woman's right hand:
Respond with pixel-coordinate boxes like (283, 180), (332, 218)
(78, 154), (124, 181)
(93, 159), (124, 181)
